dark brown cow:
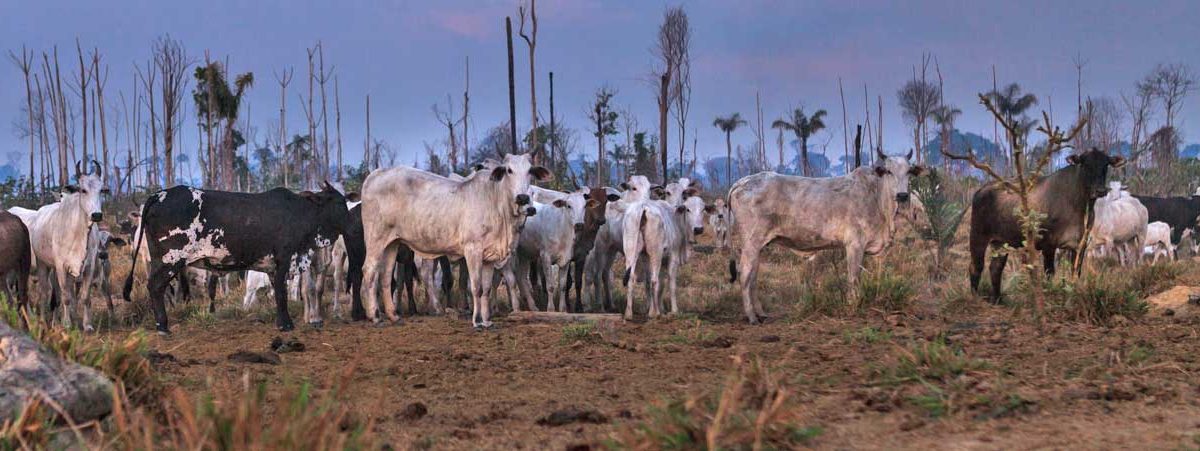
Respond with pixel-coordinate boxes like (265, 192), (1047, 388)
(0, 211), (31, 309)
(968, 148), (1124, 300)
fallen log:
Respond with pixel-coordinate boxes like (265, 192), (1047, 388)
(0, 322), (114, 424)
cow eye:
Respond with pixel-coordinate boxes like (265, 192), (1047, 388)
(508, 168), (513, 174)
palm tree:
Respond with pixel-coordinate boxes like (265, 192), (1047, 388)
(771, 108), (827, 176)
(985, 83), (1037, 165)
(930, 104), (962, 169)
(712, 113), (747, 186)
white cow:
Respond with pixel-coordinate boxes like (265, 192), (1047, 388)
(621, 194), (711, 319)
(360, 153), (548, 328)
(6, 161), (107, 330)
(708, 198), (731, 249)
(242, 270), (272, 309)
(506, 193), (594, 312)
(728, 151), (926, 324)
(1143, 221), (1175, 263)
(1091, 182), (1148, 266)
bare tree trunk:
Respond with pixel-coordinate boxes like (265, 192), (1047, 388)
(275, 68), (292, 188)
(318, 42), (331, 181)
(863, 84), (873, 166)
(854, 125), (862, 169)
(365, 95), (372, 169)
(462, 57), (470, 172)
(518, 0), (539, 163)
(838, 77), (849, 174)
(506, 17), (518, 157)
(76, 40), (90, 164)
(659, 71), (670, 184)
(307, 46), (317, 188)
(93, 53), (110, 187)
(10, 47), (35, 191)
(335, 76), (343, 181)
(548, 71), (555, 174)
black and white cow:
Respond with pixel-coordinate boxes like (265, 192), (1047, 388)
(123, 182), (355, 334)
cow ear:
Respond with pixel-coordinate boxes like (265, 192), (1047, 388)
(651, 186), (666, 198)
(683, 187), (699, 198)
(606, 193), (621, 202)
(1109, 156), (1126, 168)
(675, 205), (686, 214)
(109, 237), (128, 247)
(1066, 154), (1080, 165)
(908, 166), (928, 177)
(873, 167), (888, 177)
(473, 163), (486, 172)
(529, 166), (552, 181)
(552, 199), (568, 208)
(585, 198), (600, 209)
(619, 182), (630, 190)
(63, 185), (81, 194)
(100, 188), (112, 195)
(704, 205), (717, 214)
(345, 192), (361, 202)
(490, 166), (507, 181)
(582, 192), (591, 200)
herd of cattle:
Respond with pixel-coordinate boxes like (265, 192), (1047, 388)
(2, 148), (1199, 334)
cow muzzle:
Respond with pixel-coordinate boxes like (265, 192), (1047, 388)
(524, 206), (537, 217)
(693, 227), (704, 236)
(596, 218), (606, 226)
(574, 223), (584, 233)
(98, 251), (109, 260)
(895, 192), (910, 203)
(515, 194), (531, 206)
(90, 212), (103, 222)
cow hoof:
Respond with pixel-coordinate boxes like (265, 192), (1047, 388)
(278, 323), (295, 332)
(83, 325), (95, 333)
(155, 329), (172, 337)
(308, 320), (325, 330)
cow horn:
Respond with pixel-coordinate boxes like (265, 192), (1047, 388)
(905, 149), (913, 161)
(75, 160), (83, 178)
(875, 147), (886, 161)
(91, 160), (102, 178)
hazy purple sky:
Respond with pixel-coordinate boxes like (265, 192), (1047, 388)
(2, 0), (1198, 176)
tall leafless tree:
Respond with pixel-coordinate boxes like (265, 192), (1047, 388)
(152, 36), (190, 187)
(9, 46), (36, 190)
(1141, 63), (1196, 129)
(897, 55), (938, 164)
(275, 67), (293, 187)
(137, 58), (159, 188)
(335, 75), (343, 180)
(317, 42), (333, 180)
(1122, 84), (1154, 166)
(74, 39), (92, 163)
(518, 0), (540, 163)
(433, 95), (463, 173)
(654, 6), (688, 182)
(506, 17), (518, 157)
(587, 87), (618, 186)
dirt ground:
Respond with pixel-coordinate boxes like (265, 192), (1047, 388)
(83, 210), (1200, 450)
(107, 257), (1200, 450)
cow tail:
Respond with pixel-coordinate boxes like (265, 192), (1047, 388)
(123, 200), (151, 303)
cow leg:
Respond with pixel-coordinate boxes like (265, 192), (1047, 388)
(668, 257), (680, 315)
(515, 255), (538, 312)
(571, 260), (584, 313)
(53, 265), (75, 330)
(206, 273), (218, 314)
(332, 251), (346, 319)
(419, 259), (439, 315)
(147, 263), (179, 334)
(622, 252), (640, 321)
(737, 244), (764, 325)
(987, 253), (1008, 302)
(403, 262), (418, 316)
(376, 243), (404, 321)
(969, 235), (987, 294)
(271, 264), (295, 332)
(499, 260), (520, 312)
(477, 263), (496, 328)
(647, 255), (663, 318)
(538, 254), (559, 312)
(361, 238), (394, 323)
(464, 251), (485, 328)
(303, 260), (324, 327)
(555, 264), (569, 313)
(1042, 248), (1057, 277)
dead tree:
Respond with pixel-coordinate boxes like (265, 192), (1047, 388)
(153, 36), (189, 187)
(74, 40), (92, 163)
(274, 67), (293, 187)
(92, 50), (110, 186)
(505, 17), (518, 157)
(305, 45), (318, 188)
(654, 6), (688, 182)
(365, 95), (373, 169)
(433, 95), (463, 175)
(838, 77), (849, 174)
(317, 42), (333, 180)
(9, 46), (36, 191)
(1142, 63), (1196, 129)
(137, 59), (159, 188)
(547, 71), (554, 173)
(335, 75), (343, 180)
(462, 56), (470, 171)
(942, 94), (1087, 323)
(518, 0), (539, 163)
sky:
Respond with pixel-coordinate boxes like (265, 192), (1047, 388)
(2, 0), (1198, 178)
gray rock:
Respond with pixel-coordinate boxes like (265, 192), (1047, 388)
(0, 322), (114, 424)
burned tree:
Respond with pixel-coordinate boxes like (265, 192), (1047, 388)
(153, 36), (190, 187)
(587, 87), (619, 186)
(654, 6), (688, 183)
(518, 0), (540, 163)
(9, 46), (36, 191)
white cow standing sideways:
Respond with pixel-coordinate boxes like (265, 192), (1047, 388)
(1143, 221), (1175, 263)
(360, 154), (549, 328)
(728, 151), (926, 324)
(1090, 182), (1148, 266)
(6, 161), (107, 330)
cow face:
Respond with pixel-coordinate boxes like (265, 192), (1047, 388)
(302, 181), (353, 239)
(873, 152), (926, 204)
(585, 187), (610, 228)
(68, 160), (106, 223)
(1066, 148), (1124, 199)
(620, 175), (654, 202)
(489, 153), (551, 209)
(676, 195), (711, 236)
(90, 229), (127, 261)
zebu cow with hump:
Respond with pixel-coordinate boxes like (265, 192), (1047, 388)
(7, 161), (107, 330)
(586, 177), (658, 312)
(360, 153), (549, 328)
(728, 150), (926, 324)
(968, 148), (1123, 300)
(1090, 182), (1147, 266)
(124, 182), (353, 334)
